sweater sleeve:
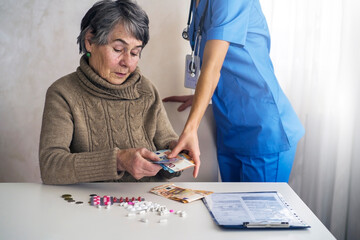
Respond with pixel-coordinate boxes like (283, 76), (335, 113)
(39, 81), (122, 184)
(151, 87), (179, 150)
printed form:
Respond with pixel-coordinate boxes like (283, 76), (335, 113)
(203, 191), (310, 229)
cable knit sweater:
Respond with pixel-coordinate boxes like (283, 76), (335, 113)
(39, 56), (179, 184)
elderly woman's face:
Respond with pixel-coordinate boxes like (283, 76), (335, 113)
(86, 23), (143, 85)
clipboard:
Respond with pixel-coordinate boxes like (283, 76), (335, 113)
(202, 191), (310, 229)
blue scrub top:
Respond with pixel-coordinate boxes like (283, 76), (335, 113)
(189, 0), (304, 155)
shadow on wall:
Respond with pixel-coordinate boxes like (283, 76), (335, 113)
(163, 102), (219, 182)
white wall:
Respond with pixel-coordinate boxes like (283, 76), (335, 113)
(0, 0), (218, 182)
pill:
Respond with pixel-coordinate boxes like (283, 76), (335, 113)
(140, 218), (148, 223)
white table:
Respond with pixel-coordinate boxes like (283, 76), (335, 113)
(0, 182), (335, 240)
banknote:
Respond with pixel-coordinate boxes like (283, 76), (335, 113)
(150, 183), (213, 203)
(152, 149), (195, 173)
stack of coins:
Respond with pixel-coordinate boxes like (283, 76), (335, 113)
(61, 194), (83, 205)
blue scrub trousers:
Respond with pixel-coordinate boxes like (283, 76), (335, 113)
(218, 145), (297, 182)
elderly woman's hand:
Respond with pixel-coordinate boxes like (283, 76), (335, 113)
(116, 148), (162, 180)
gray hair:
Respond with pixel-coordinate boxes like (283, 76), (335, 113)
(77, 0), (149, 54)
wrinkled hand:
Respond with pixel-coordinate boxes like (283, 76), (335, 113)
(167, 129), (200, 178)
(162, 95), (194, 112)
(116, 148), (162, 180)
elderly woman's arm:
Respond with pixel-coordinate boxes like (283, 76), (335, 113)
(39, 84), (118, 184)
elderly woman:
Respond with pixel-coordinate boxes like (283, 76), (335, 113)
(39, 0), (179, 184)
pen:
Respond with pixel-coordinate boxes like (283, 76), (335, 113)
(243, 222), (290, 228)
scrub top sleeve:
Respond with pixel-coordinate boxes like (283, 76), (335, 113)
(207, 0), (253, 46)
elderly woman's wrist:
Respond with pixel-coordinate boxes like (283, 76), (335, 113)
(116, 148), (125, 171)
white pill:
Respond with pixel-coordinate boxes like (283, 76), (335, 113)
(159, 219), (168, 223)
(180, 211), (187, 217)
(140, 218), (148, 223)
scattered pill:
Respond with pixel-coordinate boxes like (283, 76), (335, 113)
(180, 211), (187, 217)
(140, 218), (148, 223)
(86, 193), (187, 224)
(159, 219), (168, 223)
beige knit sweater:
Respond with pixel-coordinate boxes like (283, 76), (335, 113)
(39, 56), (179, 184)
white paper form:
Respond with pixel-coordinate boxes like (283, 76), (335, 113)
(203, 192), (310, 228)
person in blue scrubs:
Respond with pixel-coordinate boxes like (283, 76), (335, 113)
(163, 0), (304, 182)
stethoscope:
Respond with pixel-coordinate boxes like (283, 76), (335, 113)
(182, 0), (208, 75)
(181, 0), (194, 41)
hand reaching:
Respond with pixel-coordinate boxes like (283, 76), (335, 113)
(167, 129), (201, 178)
(162, 95), (194, 112)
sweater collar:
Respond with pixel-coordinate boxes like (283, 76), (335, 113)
(76, 55), (141, 100)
